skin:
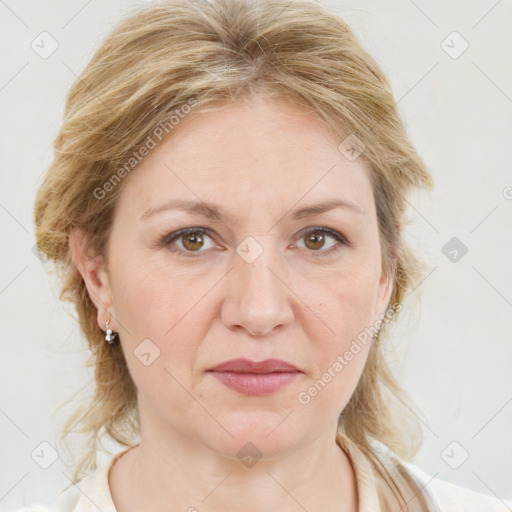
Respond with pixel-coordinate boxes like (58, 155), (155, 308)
(70, 95), (395, 512)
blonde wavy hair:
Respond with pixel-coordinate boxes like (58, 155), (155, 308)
(34, 0), (435, 508)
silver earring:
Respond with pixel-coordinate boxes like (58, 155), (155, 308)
(105, 319), (118, 345)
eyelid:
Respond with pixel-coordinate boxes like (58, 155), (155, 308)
(159, 227), (219, 257)
(159, 225), (350, 256)
(297, 226), (350, 246)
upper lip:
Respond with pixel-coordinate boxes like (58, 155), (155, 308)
(208, 358), (301, 374)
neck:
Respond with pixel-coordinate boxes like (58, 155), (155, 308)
(110, 418), (358, 512)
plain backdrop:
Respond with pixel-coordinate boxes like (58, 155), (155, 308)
(1, 0), (511, 509)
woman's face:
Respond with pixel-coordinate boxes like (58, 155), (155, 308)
(84, 96), (394, 459)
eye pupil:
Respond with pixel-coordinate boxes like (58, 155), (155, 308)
(304, 231), (325, 250)
(164, 227), (343, 257)
(183, 232), (204, 251)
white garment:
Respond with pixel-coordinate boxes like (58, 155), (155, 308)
(17, 433), (512, 512)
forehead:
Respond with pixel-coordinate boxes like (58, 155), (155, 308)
(117, 97), (374, 222)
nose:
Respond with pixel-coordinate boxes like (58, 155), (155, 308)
(221, 244), (294, 337)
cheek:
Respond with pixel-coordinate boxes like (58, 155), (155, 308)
(110, 251), (202, 336)
(109, 259), (209, 389)
(300, 291), (374, 418)
(314, 262), (380, 340)
(112, 265), (204, 412)
(306, 265), (378, 395)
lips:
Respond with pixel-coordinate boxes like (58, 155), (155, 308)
(208, 358), (301, 374)
(207, 358), (302, 396)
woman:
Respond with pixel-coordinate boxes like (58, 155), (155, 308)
(25, 0), (511, 511)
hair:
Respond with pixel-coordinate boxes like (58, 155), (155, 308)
(34, 0), (435, 508)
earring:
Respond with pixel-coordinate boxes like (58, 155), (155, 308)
(105, 319), (118, 345)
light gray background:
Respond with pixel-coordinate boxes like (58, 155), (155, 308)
(1, 0), (511, 510)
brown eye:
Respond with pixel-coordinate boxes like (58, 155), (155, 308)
(297, 227), (348, 256)
(304, 231), (327, 250)
(160, 228), (216, 257)
(160, 226), (348, 259)
(181, 231), (205, 251)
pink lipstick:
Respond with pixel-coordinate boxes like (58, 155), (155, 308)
(207, 358), (302, 396)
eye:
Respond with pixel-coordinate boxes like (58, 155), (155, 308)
(159, 227), (216, 257)
(159, 226), (350, 258)
(295, 227), (349, 257)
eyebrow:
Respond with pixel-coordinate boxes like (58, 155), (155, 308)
(141, 198), (365, 222)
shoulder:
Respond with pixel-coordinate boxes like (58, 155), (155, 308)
(404, 461), (512, 512)
(15, 446), (135, 512)
(15, 485), (82, 512)
(15, 449), (120, 512)
(369, 438), (512, 512)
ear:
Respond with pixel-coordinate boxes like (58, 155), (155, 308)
(374, 243), (399, 326)
(69, 228), (118, 333)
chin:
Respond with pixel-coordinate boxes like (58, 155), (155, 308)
(198, 412), (308, 460)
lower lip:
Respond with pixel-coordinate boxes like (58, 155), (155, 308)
(209, 371), (301, 396)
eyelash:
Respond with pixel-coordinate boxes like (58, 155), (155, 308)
(158, 226), (351, 259)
